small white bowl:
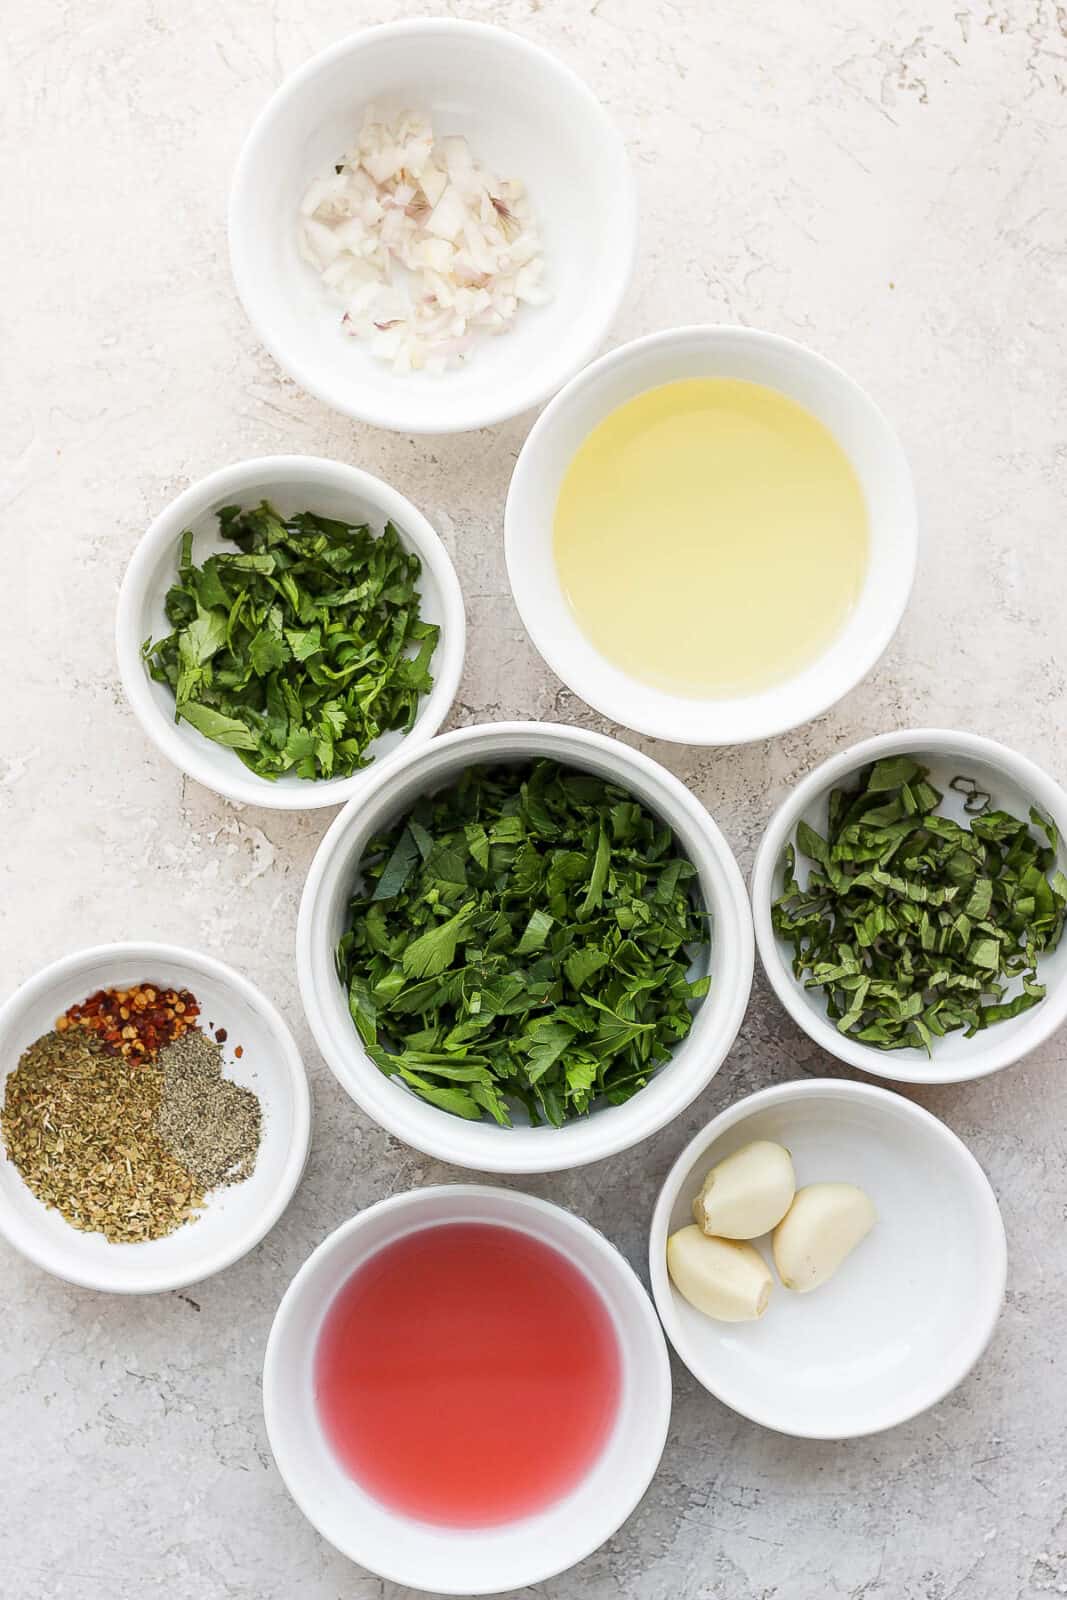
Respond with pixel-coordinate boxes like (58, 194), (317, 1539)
(0, 943), (310, 1294)
(649, 1079), (1006, 1439)
(264, 1183), (671, 1593)
(505, 325), (917, 745)
(752, 728), (1067, 1083)
(229, 20), (636, 434)
(297, 721), (753, 1173)
(116, 455), (465, 810)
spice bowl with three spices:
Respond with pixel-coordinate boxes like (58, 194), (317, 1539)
(751, 728), (1067, 1084)
(116, 454), (465, 810)
(0, 942), (310, 1292)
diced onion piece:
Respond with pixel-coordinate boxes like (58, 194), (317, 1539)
(426, 184), (468, 242)
(297, 106), (549, 372)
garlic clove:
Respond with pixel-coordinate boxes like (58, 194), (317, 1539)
(666, 1225), (772, 1322)
(691, 1140), (796, 1240)
(772, 1182), (876, 1293)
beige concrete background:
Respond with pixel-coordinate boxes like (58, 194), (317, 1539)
(2, 2), (1065, 1596)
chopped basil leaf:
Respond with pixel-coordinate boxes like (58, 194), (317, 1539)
(772, 760), (1065, 1053)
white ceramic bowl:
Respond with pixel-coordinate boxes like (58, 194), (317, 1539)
(649, 1079), (1006, 1438)
(0, 943), (311, 1293)
(229, 20), (636, 434)
(752, 728), (1067, 1083)
(264, 1183), (670, 1592)
(298, 721), (753, 1172)
(116, 456), (464, 810)
(505, 325), (917, 745)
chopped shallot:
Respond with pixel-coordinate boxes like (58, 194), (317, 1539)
(298, 107), (549, 374)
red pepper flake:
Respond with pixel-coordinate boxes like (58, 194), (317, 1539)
(59, 984), (200, 1061)
(215, 1027), (228, 1044)
(234, 1045), (244, 1059)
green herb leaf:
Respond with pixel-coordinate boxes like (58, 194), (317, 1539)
(143, 505), (438, 782)
(401, 903), (476, 980)
(177, 702), (258, 750)
(337, 760), (709, 1127)
(772, 759), (1066, 1053)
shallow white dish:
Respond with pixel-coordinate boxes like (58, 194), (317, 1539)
(649, 1078), (1006, 1438)
(297, 720), (753, 1173)
(116, 455), (464, 810)
(0, 942), (310, 1294)
(229, 20), (636, 434)
(264, 1183), (671, 1593)
(505, 325), (917, 745)
(751, 728), (1067, 1083)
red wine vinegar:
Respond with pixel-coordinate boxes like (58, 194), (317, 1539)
(314, 1221), (622, 1527)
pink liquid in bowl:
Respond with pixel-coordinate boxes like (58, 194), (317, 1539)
(313, 1221), (622, 1527)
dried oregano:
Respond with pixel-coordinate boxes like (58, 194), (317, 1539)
(1, 1031), (204, 1242)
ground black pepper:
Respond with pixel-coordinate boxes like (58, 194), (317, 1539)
(156, 1030), (262, 1189)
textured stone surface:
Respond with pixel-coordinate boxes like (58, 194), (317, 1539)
(2, 1), (1066, 1596)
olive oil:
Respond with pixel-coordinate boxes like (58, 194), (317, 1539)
(553, 378), (869, 697)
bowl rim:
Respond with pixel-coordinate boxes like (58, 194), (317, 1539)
(262, 1182), (672, 1592)
(648, 1076), (1008, 1439)
(296, 719), (755, 1173)
(750, 726), (1067, 1083)
(227, 18), (639, 435)
(504, 323), (918, 745)
(0, 940), (312, 1294)
(115, 454), (466, 811)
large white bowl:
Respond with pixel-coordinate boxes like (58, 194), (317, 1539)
(505, 325), (917, 745)
(297, 721), (753, 1172)
(264, 1184), (671, 1593)
(229, 20), (637, 434)
(0, 943), (311, 1294)
(649, 1079), (1006, 1439)
(751, 728), (1067, 1083)
(116, 456), (465, 810)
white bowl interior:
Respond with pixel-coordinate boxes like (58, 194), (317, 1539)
(505, 327), (916, 744)
(118, 458), (462, 810)
(650, 1083), (1005, 1438)
(299, 724), (753, 1172)
(0, 946), (309, 1292)
(229, 24), (635, 432)
(753, 731), (1067, 1082)
(264, 1185), (670, 1593)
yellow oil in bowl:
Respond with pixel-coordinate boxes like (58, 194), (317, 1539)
(553, 378), (869, 698)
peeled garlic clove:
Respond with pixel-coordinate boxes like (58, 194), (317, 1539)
(691, 1139), (796, 1240)
(666, 1225), (772, 1322)
(772, 1182), (876, 1293)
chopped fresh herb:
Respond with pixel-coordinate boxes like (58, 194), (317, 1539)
(336, 760), (711, 1127)
(949, 774), (992, 815)
(142, 502), (438, 781)
(772, 758), (1067, 1052)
